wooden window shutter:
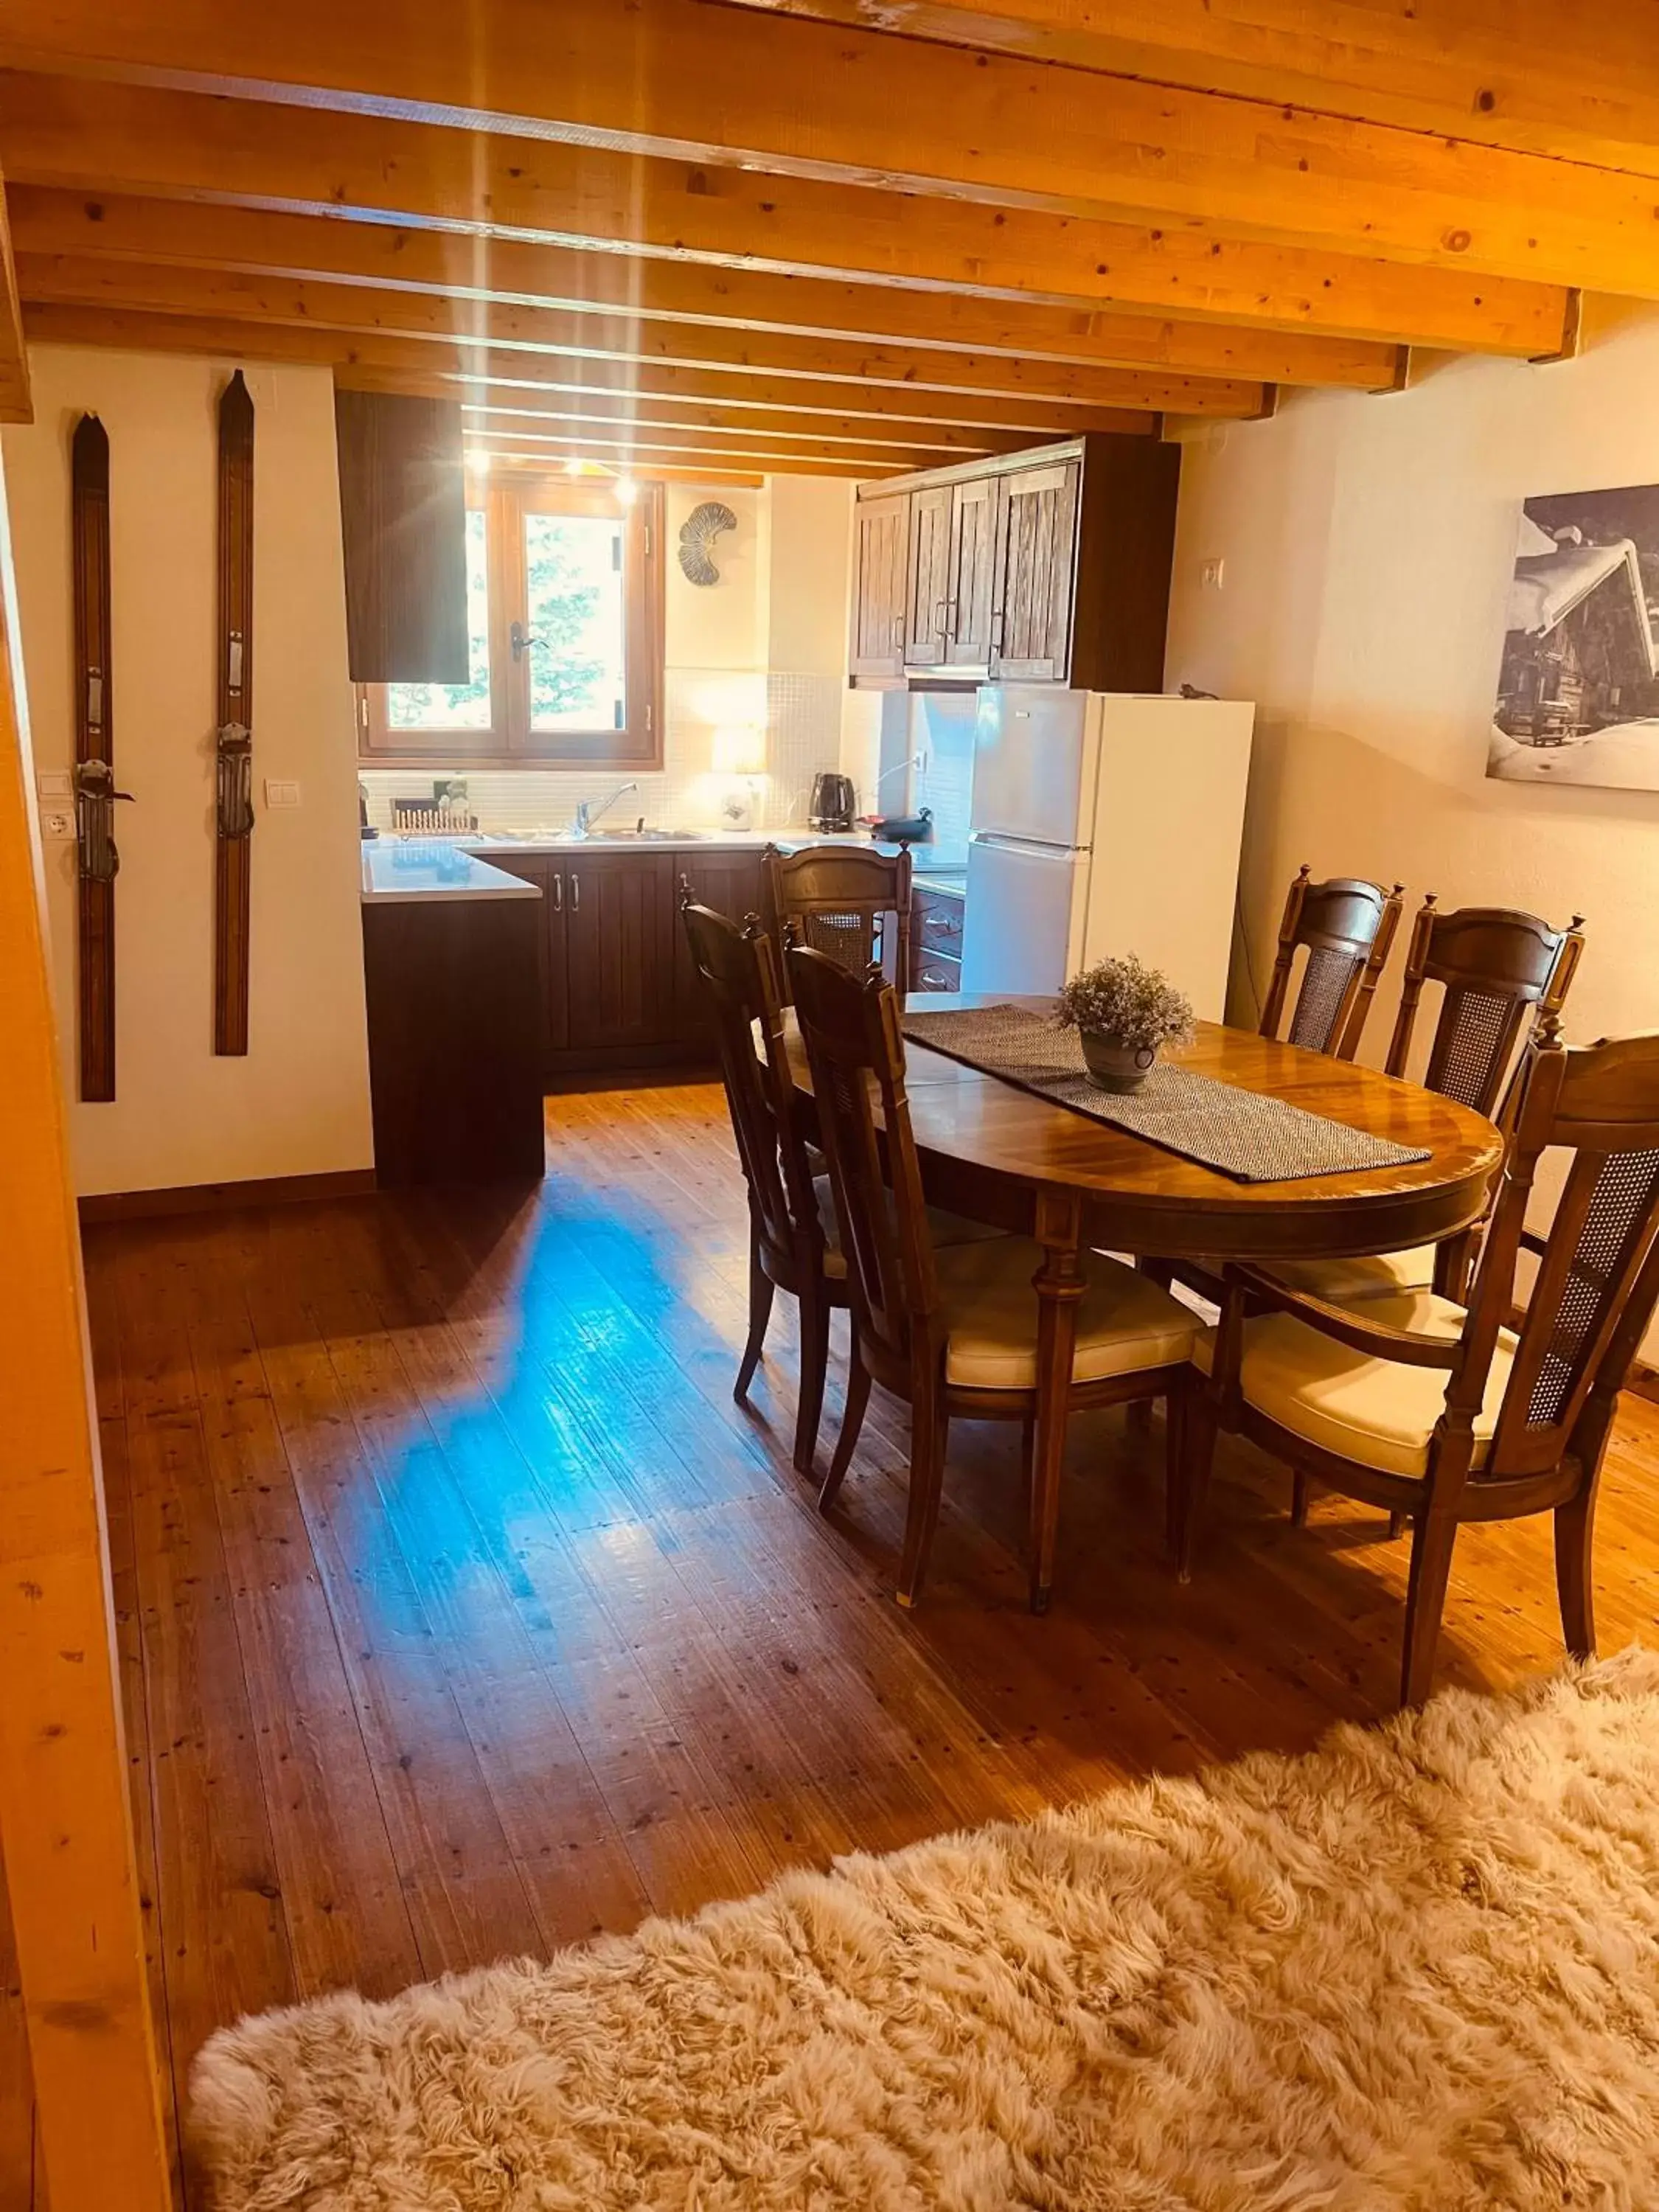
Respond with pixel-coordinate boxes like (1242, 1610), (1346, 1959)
(334, 387), (470, 684)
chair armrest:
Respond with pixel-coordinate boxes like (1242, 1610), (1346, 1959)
(1226, 1262), (1464, 1370)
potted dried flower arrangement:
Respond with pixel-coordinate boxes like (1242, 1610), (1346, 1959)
(1055, 953), (1196, 1093)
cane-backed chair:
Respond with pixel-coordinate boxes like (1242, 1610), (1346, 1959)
(1177, 1019), (1659, 1707)
(765, 844), (913, 1002)
(1260, 866), (1405, 1060)
(1272, 899), (1586, 1313)
(1149, 867), (1408, 1315)
(787, 942), (1200, 1610)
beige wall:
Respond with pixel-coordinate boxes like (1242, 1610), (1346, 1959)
(4, 344), (374, 1196)
(1166, 301), (1659, 1349)
(1166, 301), (1659, 1058)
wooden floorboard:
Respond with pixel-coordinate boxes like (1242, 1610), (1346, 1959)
(80, 1079), (1659, 2205)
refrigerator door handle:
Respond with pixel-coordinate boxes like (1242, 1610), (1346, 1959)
(971, 830), (1090, 858)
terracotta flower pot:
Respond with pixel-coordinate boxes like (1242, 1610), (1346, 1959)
(1079, 1031), (1158, 1093)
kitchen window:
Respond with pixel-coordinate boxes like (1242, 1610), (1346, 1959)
(358, 475), (664, 767)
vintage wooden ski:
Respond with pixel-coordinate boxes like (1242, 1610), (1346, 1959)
(214, 368), (255, 1055)
(71, 411), (129, 1102)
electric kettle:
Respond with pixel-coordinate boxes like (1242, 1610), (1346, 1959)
(808, 771), (856, 832)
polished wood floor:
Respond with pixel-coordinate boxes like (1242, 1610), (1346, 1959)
(14, 1082), (1659, 2199)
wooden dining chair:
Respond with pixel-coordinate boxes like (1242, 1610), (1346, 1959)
(787, 941), (1201, 1610)
(765, 844), (914, 1004)
(1175, 1018), (1659, 1707)
(680, 892), (847, 1475)
(1273, 897), (1587, 1312)
(1259, 866), (1405, 1060)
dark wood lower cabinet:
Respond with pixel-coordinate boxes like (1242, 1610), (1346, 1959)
(363, 892), (547, 1186)
(484, 844), (765, 1085)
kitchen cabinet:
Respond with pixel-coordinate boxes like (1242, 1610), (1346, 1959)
(673, 849), (767, 1048)
(903, 484), (955, 669)
(480, 843), (765, 1082)
(362, 888), (546, 1186)
(991, 459), (1079, 681)
(944, 474), (1000, 669)
(849, 493), (908, 680)
(846, 431), (1180, 692)
(565, 849), (678, 1054)
(911, 884), (966, 993)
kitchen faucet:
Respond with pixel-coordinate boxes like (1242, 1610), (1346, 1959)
(571, 781), (639, 838)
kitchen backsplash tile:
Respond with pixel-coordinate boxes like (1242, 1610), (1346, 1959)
(360, 667), (844, 835)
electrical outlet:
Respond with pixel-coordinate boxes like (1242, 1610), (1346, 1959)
(263, 777), (301, 809)
(41, 810), (74, 840)
(1200, 557), (1225, 591)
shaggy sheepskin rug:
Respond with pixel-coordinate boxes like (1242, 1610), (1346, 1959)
(192, 1649), (1659, 2210)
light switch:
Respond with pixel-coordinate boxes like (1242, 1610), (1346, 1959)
(1200, 558), (1225, 591)
(263, 778), (302, 808)
(36, 768), (72, 800)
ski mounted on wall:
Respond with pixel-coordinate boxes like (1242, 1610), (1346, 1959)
(214, 368), (255, 1055)
(71, 412), (130, 1102)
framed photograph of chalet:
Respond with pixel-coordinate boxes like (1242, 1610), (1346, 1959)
(1489, 483), (1659, 789)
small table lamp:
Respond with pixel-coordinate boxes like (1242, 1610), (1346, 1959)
(712, 721), (768, 830)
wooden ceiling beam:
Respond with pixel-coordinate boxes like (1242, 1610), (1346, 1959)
(0, 172), (30, 422)
(21, 305), (1161, 433)
(464, 420), (962, 470)
(0, 83), (1557, 360)
(461, 394), (1031, 456)
(0, 0), (1650, 294)
(4, 187), (1400, 391)
(709, 0), (1659, 178)
(15, 258), (1269, 414)
(19, 93), (1565, 361)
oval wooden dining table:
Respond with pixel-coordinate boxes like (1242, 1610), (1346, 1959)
(782, 994), (1506, 1610)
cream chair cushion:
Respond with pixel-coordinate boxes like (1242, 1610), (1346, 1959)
(1194, 1289), (1519, 1480)
(1267, 1245), (1440, 1304)
(810, 1175), (1001, 1281)
(937, 1240), (1199, 1391)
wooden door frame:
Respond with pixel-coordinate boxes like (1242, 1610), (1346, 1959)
(0, 452), (172, 2204)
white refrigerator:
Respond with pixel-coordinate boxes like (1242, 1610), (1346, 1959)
(959, 688), (1255, 1020)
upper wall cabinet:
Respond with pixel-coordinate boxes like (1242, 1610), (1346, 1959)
(846, 432), (1180, 693)
(849, 491), (908, 680)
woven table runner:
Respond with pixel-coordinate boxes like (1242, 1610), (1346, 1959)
(900, 1003), (1432, 1185)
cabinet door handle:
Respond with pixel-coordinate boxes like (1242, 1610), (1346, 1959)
(921, 968), (953, 989)
(570, 873), (580, 912)
(551, 871), (563, 912)
(891, 611), (904, 646)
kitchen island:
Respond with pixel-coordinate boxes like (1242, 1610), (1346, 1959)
(360, 842), (547, 1186)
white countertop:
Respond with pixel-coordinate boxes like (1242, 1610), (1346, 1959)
(361, 830), (970, 902)
(361, 843), (543, 905)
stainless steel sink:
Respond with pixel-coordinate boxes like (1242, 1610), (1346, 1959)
(578, 827), (706, 842)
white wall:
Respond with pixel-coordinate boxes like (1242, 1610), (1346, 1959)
(3, 344), (374, 1196)
(1166, 300), (1659, 1351)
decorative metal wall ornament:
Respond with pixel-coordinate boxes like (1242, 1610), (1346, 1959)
(677, 500), (737, 587)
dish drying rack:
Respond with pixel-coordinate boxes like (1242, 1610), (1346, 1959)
(391, 800), (479, 836)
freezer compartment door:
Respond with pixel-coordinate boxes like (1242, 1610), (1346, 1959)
(961, 836), (1088, 996)
(970, 686), (1098, 847)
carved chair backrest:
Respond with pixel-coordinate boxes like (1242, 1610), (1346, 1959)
(1385, 899), (1585, 1120)
(765, 844), (914, 1002)
(785, 942), (939, 1389)
(1259, 866), (1405, 1060)
(678, 892), (818, 1279)
(1451, 1025), (1659, 1483)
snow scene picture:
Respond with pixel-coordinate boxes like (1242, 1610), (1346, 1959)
(1489, 482), (1659, 791)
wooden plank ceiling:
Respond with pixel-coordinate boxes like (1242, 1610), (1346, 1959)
(0, 0), (1652, 473)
